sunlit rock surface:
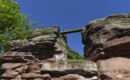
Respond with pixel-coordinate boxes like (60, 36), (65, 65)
(41, 61), (97, 79)
(82, 13), (130, 80)
(82, 14), (130, 61)
(97, 57), (130, 80)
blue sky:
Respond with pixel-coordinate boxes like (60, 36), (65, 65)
(15, 0), (130, 55)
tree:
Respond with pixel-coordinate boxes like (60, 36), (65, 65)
(0, 0), (35, 52)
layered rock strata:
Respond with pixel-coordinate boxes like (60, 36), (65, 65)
(0, 26), (97, 80)
(1, 13), (130, 80)
(8, 26), (68, 61)
(82, 14), (130, 80)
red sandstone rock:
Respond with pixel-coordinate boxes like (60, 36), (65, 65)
(0, 26), (99, 80)
(15, 66), (25, 74)
(97, 57), (130, 80)
(2, 63), (24, 70)
(34, 78), (43, 80)
(1, 52), (35, 63)
(4, 14), (130, 80)
(21, 73), (51, 80)
(52, 74), (90, 80)
(82, 14), (130, 61)
(1, 70), (19, 77)
(8, 26), (68, 61)
(27, 63), (40, 73)
(60, 74), (80, 80)
(14, 75), (21, 80)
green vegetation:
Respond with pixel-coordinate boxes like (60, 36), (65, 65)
(65, 59), (86, 62)
(38, 26), (45, 29)
(0, 0), (35, 68)
(66, 45), (85, 61)
(0, 0), (35, 52)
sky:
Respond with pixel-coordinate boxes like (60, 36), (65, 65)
(15, 0), (130, 55)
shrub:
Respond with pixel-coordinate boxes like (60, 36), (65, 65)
(66, 45), (85, 60)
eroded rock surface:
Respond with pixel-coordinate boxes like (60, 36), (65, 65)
(41, 61), (97, 78)
(82, 14), (130, 61)
(0, 26), (97, 80)
(97, 57), (130, 80)
(82, 14), (130, 80)
(8, 26), (68, 61)
(1, 14), (130, 80)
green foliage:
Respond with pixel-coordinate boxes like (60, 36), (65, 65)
(0, 0), (35, 52)
(66, 45), (85, 60)
(0, 0), (35, 68)
(0, 0), (35, 39)
(38, 26), (45, 29)
(65, 59), (86, 62)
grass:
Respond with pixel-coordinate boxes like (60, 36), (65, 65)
(64, 59), (86, 62)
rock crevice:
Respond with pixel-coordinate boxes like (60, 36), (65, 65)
(1, 14), (130, 80)
(0, 26), (97, 80)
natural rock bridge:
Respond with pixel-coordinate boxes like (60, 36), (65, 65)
(60, 27), (85, 34)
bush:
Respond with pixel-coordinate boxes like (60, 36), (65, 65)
(66, 45), (85, 60)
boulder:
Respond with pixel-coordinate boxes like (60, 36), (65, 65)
(82, 14), (130, 61)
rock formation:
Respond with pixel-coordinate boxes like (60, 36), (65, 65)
(82, 14), (130, 80)
(0, 26), (97, 80)
(82, 14), (130, 61)
(1, 13), (130, 80)
(8, 26), (68, 61)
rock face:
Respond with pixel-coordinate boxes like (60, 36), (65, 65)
(8, 26), (68, 61)
(82, 14), (130, 61)
(82, 14), (130, 80)
(0, 26), (97, 80)
(41, 61), (97, 78)
(1, 14), (130, 80)
(97, 57), (130, 80)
